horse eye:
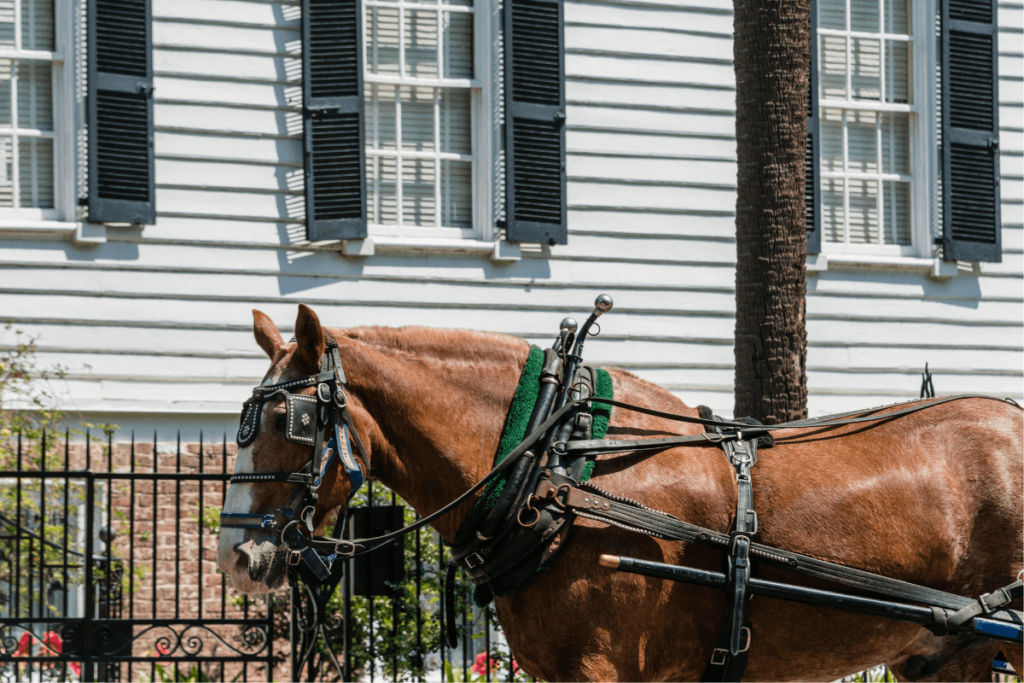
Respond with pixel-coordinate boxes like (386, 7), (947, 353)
(274, 412), (286, 431)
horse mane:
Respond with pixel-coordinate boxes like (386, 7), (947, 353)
(333, 325), (531, 368)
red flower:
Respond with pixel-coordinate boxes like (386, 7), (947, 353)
(156, 641), (171, 656)
(471, 651), (498, 676)
(12, 632), (31, 657)
(512, 658), (520, 673)
(41, 631), (62, 653)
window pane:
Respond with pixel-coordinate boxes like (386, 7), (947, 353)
(847, 110), (877, 174)
(367, 6), (400, 75)
(823, 177), (845, 243)
(19, 135), (52, 207)
(439, 88), (470, 154)
(405, 10), (438, 78)
(366, 83), (397, 150)
(851, 38), (880, 100)
(401, 86), (434, 151)
(884, 0), (909, 34)
(884, 180), (910, 245)
(820, 0), (845, 30)
(848, 178), (879, 243)
(0, 59), (11, 125)
(850, 0), (879, 32)
(18, 60), (51, 130)
(0, 0), (12, 48)
(881, 112), (909, 175)
(0, 136), (11, 206)
(368, 154), (398, 224)
(443, 11), (473, 79)
(821, 108), (844, 173)
(821, 35), (847, 100)
(22, 0), (53, 51)
(441, 159), (471, 227)
(885, 40), (910, 103)
(402, 157), (436, 226)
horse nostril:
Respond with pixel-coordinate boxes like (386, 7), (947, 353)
(235, 539), (269, 583)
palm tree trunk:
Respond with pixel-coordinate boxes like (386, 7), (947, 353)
(733, 0), (810, 423)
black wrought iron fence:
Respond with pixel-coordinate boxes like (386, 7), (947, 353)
(0, 430), (521, 683)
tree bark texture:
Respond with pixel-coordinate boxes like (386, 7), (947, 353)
(733, 0), (810, 424)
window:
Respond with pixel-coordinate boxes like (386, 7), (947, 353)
(0, 0), (59, 218)
(817, 0), (928, 255)
(363, 0), (486, 240)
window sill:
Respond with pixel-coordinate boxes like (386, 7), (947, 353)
(341, 236), (524, 262)
(0, 220), (108, 244)
(807, 253), (958, 279)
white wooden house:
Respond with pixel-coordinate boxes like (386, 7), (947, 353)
(0, 0), (1019, 438)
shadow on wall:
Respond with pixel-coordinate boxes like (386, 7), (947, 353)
(806, 267), (983, 309)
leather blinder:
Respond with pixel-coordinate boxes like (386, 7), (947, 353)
(237, 400), (263, 447)
(285, 394), (318, 445)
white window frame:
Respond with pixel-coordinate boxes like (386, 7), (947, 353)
(360, 0), (495, 243)
(817, 0), (938, 260)
(0, 0), (77, 234)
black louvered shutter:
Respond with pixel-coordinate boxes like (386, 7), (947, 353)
(86, 0), (155, 224)
(806, 0), (822, 254)
(941, 0), (1001, 261)
(302, 0), (366, 242)
(504, 0), (567, 245)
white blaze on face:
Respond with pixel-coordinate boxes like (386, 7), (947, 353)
(217, 442), (257, 565)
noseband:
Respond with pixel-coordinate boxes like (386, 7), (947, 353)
(220, 331), (369, 580)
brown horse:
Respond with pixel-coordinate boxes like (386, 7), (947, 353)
(216, 305), (1023, 682)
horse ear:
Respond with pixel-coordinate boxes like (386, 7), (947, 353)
(253, 309), (284, 359)
(294, 304), (326, 374)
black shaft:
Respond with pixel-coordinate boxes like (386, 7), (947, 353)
(611, 555), (944, 630)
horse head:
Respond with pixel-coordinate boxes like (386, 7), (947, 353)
(216, 304), (370, 593)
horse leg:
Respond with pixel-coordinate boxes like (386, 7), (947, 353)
(887, 633), (1002, 682)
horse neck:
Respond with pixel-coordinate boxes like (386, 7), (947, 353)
(335, 329), (528, 541)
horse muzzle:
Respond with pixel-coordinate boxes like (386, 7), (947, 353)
(218, 533), (288, 594)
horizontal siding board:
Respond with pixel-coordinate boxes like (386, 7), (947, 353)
(568, 129), (737, 159)
(153, 0), (298, 27)
(155, 50), (300, 83)
(156, 159), (304, 192)
(568, 105), (734, 137)
(569, 80), (735, 112)
(157, 188), (304, 218)
(568, 154), (737, 186)
(565, 2), (732, 34)
(570, 180), (738, 212)
(567, 26), (731, 61)
(154, 21), (299, 55)
(569, 210), (736, 237)
(155, 103), (302, 137)
(155, 132), (303, 164)
(155, 76), (301, 109)
(568, 53), (735, 87)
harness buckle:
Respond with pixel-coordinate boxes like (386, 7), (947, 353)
(287, 550), (302, 566)
(464, 552), (485, 570)
(317, 382), (332, 403)
(710, 649), (728, 666)
(738, 627), (751, 654)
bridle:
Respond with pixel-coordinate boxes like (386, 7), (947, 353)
(219, 331), (369, 581)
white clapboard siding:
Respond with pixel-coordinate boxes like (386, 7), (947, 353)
(0, 0), (1019, 429)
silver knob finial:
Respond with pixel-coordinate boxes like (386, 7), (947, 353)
(560, 317), (578, 333)
(593, 294), (614, 315)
